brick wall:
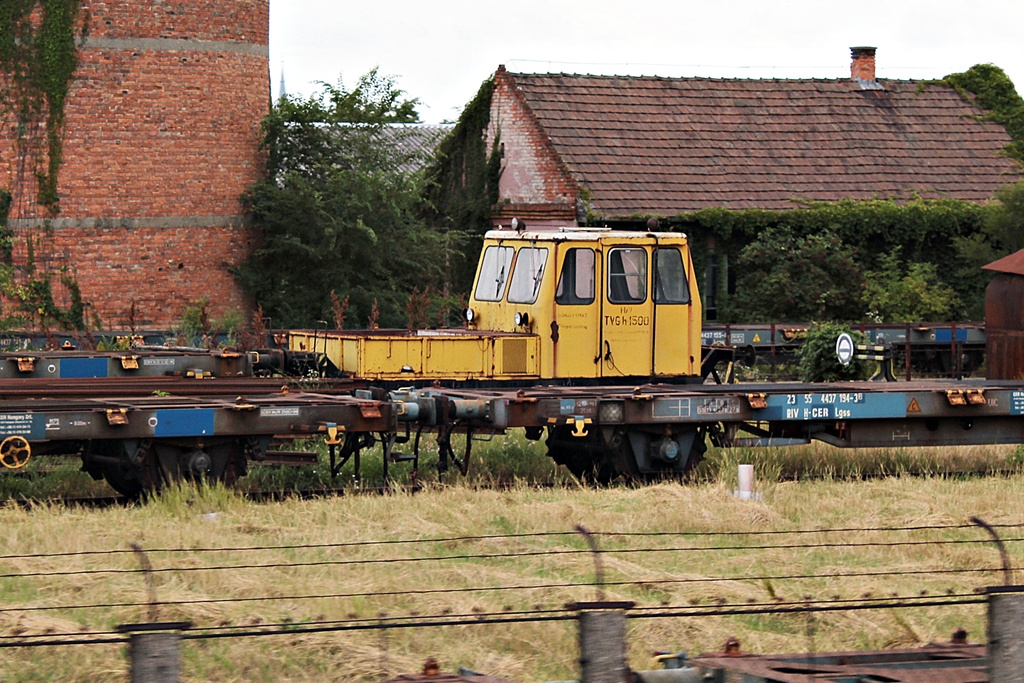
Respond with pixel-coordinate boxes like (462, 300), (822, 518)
(489, 67), (578, 228)
(0, 0), (269, 328)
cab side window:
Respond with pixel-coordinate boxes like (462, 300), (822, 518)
(507, 247), (549, 304)
(555, 248), (596, 305)
(474, 246), (514, 302)
(654, 248), (691, 304)
(607, 247), (647, 304)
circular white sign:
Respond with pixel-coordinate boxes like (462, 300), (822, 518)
(835, 333), (855, 366)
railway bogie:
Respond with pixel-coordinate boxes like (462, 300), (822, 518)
(546, 424), (707, 483)
(81, 437), (261, 496)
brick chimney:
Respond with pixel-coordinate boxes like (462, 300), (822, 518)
(850, 46), (877, 81)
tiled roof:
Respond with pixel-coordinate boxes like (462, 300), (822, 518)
(376, 123), (453, 172)
(508, 73), (1022, 217)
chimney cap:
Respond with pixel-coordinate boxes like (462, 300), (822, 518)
(850, 46), (880, 88)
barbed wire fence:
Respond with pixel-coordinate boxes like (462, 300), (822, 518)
(0, 521), (1020, 678)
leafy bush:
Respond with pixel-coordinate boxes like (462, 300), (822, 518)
(676, 198), (992, 322)
(797, 322), (870, 382)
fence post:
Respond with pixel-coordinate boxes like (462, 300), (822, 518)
(117, 622), (191, 683)
(571, 601), (634, 683)
(988, 587), (1024, 682)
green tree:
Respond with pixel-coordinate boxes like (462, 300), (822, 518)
(985, 180), (1024, 252)
(862, 251), (961, 322)
(953, 180), (1024, 318)
(238, 70), (448, 329)
(724, 226), (865, 322)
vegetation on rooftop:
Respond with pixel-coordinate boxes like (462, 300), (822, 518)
(935, 63), (1024, 164)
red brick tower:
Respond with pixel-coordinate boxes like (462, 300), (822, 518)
(0, 1), (269, 328)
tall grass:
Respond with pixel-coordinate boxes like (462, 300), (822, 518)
(240, 435), (1024, 494)
(238, 431), (565, 493)
(1, 476), (1021, 681)
(2, 436), (1023, 502)
(0, 457), (111, 500)
(697, 442), (1024, 487)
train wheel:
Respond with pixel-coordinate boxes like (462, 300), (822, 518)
(86, 440), (147, 498)
(562, 449), (616, 484)
(101, 462), (146, 498)
(546, 426), (615, 484)
(90, 439), (246, 497)
(146, 439), (246, 490)
(608, 428), (707, 483)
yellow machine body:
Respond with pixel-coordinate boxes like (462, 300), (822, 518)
(289, 227), (702, 381)
(288, 328), (540, 381)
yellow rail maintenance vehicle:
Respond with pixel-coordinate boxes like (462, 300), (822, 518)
(289, 225), (704, 385)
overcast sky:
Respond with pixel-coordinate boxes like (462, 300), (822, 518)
(270, 0), (1024, 124)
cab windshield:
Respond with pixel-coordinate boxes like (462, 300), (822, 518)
(474, 246), (515, 301)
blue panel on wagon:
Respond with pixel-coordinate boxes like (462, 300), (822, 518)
(153, 410), (215, 437)
(1011, 391), (1024, 415)
(60, 358), (109, 378)
(0, 413), (45, 439)
(758, 392), (907, 421)
(933, 328), (967, 343)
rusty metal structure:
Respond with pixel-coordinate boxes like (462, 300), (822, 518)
(2, 365), (1024, 493)
(984, 250), (1024, 381)
(688, 641), (986, 682)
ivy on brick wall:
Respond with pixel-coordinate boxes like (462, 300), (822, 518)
(0, 0), (84, 213)
(0, 1), (87, 331)
(0, 189), (11, 264)
(421, 80), (503, 297)
(0, 190), (84, 330)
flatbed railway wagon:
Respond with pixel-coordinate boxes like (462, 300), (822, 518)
(3, 225), (1024, 490)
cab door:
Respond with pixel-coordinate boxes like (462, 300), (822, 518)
(652, 246), (696, 375)
(551, 246), (601, 379)
(600, 246), (654, 377)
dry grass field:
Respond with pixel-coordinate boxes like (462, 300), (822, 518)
(1, 442), (1023, 682)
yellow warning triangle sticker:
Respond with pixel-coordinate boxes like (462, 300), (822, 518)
(908, 398), (921, 413)
(752, 333), (761, 342)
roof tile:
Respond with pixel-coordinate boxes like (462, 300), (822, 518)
(508, 73), (1020, 215)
